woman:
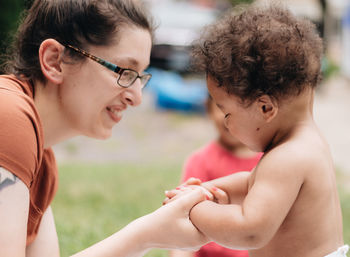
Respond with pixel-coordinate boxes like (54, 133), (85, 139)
(0, 0), (208, 256)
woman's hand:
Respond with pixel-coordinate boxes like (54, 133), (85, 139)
(139, 188), (210, 251)
(164, 177), (229, 205)
(163, 184), (213, 205)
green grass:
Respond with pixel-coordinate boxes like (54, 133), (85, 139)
(53, 162), (182, 257)
(53, 162), (350, 256)
(340, 188), (350, 244)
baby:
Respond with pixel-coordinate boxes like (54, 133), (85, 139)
(170, 96), (261, 257)
(165, 4), (347, 257)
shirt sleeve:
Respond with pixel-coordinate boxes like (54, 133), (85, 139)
(0, 88), (40, 188)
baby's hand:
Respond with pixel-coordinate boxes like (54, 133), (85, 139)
(163, 177), (229, 205)
(182, 177), (202, 186)
(204, 182), (230, 204)
(182, 177), (230, 204)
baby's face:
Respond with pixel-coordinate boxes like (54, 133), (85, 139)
(207, 76), (263, 152)
(209, 101), (242, 148)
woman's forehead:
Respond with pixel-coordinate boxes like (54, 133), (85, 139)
(92, 28), (152, 69)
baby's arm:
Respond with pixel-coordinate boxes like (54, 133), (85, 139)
(201, 171), (251, 204)
(187, 151), (305, 250)
(167, 172), (250, 205)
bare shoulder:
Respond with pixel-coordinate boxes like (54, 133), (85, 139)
(255, 143), (307, 182)
(259, 128), (332, 178)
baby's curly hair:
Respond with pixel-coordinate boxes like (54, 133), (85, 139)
(191, 4), (323, 105)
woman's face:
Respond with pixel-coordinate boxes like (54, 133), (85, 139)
(60, 27), (152, 139)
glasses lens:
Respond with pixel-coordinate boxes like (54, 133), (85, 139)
(119, 69), (138, 87)
(140, 74), (152, 88)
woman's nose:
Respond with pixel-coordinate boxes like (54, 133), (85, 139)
(122, 79), (143, 107)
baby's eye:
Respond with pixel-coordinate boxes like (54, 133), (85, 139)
(224, 113), (230, 119)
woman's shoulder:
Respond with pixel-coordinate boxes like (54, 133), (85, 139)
(0, 74), (34, 96)
(0, 75), (43, 187)
(0, 75), (37, 117)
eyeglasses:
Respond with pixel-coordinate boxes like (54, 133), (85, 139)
(64, 44), (152, 89)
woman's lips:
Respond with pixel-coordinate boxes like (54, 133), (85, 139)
(106, 106), (124, 123)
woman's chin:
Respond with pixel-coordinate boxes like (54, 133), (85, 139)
(85, 129), (113, 140)
(98, 131), (113, 140)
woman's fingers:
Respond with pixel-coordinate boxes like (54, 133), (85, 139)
(163, 176), (230, 205)
(163, 188), (182, 205)
(168, 187), (207, 211)
(146, 188), (210, 250)
(163, 185), (213, 205)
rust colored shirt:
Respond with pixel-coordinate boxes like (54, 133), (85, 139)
(0, 75), (58, 245)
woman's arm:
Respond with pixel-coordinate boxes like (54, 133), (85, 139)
(1, 166), (208, 257)
(169, 249), (194, 257)
(0, 167), (29, 257)
(26, 206), (60, 257)
(0, 168), (61, 257)
(71, 188), (209, 257)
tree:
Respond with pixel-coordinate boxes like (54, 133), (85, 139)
(0, 0), (29, 71)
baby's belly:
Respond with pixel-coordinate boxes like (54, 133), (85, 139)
(248, 230), (339, 257)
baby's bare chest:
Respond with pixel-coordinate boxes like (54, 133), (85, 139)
(249, 176), (341, 257)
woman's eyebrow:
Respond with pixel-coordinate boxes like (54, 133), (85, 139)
(112, 57), (139, 67)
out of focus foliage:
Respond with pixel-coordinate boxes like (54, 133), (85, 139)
(0, 0), (253, 71)
(230, 0), (254, 5)
(0, 1), (27, 53)
(0, 0), (252, 53)
(0, 0), (33, 70)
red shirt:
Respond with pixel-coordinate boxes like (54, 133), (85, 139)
(182, 141), (262, 257)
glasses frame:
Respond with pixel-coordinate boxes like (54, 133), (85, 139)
(64, 44), (151, 88)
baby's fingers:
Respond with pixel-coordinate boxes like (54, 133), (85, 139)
(181, 177), (202, 186)
(210, 187), (229, 204)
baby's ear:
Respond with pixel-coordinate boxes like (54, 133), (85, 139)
(39, 39), (65, 84)
(256, 95), (278, 123)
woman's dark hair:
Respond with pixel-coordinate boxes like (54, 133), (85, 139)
(4, 0), (154, 84)
(191, 4), (323, 105)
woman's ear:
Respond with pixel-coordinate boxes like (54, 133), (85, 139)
(256, 95), (278, 123)
(39, 39), (65, 84)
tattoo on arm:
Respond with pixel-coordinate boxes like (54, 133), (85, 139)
(0, 167), (18, 191)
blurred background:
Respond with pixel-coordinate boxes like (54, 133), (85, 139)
(1, 0), (350, 256)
